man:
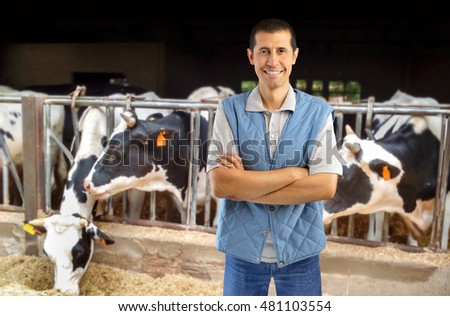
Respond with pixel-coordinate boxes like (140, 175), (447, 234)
(207, 18), (343, 296)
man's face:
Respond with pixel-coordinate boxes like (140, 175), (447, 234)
(247, 30), (298, 91)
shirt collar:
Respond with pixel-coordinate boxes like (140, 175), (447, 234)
(246, 85), (297, 113)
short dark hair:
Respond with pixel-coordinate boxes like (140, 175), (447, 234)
(249, 18), (297, 52)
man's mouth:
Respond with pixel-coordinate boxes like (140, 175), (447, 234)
(264, 69), (283, 75)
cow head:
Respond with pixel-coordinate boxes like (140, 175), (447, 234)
(323, 125), (404, 225)
(23, 213), (114, 295)
(83, 110), (189, 202)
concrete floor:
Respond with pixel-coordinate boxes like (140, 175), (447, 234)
(1, 211), (449, 295)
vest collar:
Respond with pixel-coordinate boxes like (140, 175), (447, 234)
(246, 85), (297, 113)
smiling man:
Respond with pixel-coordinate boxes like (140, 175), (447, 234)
(207, 18), (343, 296)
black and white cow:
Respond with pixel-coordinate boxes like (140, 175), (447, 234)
(83, 109), (214, 224)
(23, 106), (115, 295)
(323, 116), (450, 249)
(21, 92), (162, 295)
(59, 106), (108, 220)
(365, 91), (443, 242)
(0, 85), (66, 207)
(24, 213), (114, 295)
(187, 85), (235, 102)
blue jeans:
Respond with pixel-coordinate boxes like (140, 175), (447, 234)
(223, 254), (322, 296)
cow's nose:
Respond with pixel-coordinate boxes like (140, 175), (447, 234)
(84, 180), (91, 192)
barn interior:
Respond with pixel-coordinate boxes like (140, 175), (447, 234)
(1, 18), (450, 103)
(1, 16), (450, 297)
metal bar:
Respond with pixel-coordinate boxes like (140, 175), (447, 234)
(22, 96), (46, 256)
(0, 134), (24, 202)
(44, 104), (52, 211)
(71, 108), (80, 153)
(0, 205), (25, 212)
(170, 193), (186, 224)
(188, 110), (201, 225)
(44, 98), (219, 111)
(331, 106), (450, 116)
(149, 191), (156, 221)
(203, 109), (215, 227)
(97, 216), (217, 235)
(105, 105), (115, 217)
(354, 113), (363, 137)
(34, 95), (450, 110)
(429, 115), (450, 251)
(49, 130), (74, 164)
(122, 192), (127, 217)
(326, 236), (426, 253)
(2, 151), (9, 205)
(331, 112), (344, 237)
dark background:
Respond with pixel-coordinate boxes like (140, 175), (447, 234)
(1, 17), (449, 102)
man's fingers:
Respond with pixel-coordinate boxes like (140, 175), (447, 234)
(217, 153), (243, 169)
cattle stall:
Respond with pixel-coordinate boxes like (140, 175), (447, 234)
(327, 97), (450, 252)
(1, 93), (449, 255)
(20, 94), (218, 232)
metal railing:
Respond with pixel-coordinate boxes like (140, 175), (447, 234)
(1, 94), (449, 253)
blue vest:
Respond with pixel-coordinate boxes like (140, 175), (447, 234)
(217, 89), (333, 267)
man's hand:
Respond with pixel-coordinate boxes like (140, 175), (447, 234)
(217, 152), (244, 170)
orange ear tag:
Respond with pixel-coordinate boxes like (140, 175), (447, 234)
(382, 165), (391, 180)
(156, 131), (167, 147)
(101, 239), (107, 246)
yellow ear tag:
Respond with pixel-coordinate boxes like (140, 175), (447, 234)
(23, 223), (38, 235)
(156, 131), (167, 147)
(382, 165), (391, 180)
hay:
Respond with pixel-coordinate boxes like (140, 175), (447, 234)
(324, 241), (450, 267)
(0, 254), (222, 296)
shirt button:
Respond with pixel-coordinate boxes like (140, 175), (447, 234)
(255, 258), (260, 263)
(269, 205), (275, 211)
(279, 261), (285, 266)
(262, 229), (267, 235)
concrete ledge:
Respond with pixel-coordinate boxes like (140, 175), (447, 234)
(1, 211), (449, 295)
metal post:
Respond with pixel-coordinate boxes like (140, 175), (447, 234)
(149, 191), (156, 221)
(187, 110), (201, 225)
(203, 108), (216, 227)
(2, 153), (9, 205)
(105, 105), (115, 217)
(44, 104), (52, 211)
(331, 111), (344, 237)
(22, 96), (46, 256)
(429, 115), (450, 251)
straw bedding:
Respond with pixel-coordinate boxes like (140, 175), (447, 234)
(0, 254), (222, 296)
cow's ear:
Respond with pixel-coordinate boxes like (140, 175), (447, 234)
(23, 219), (47, 235)
(149, 128), (176, 147)
(86, 223), (115, 246)
(146, 113), (164, 121)
(368, 159), (401, 180)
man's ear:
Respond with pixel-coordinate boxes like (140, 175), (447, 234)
(247, 48), (254, 65)
(292, 47), (299, 65)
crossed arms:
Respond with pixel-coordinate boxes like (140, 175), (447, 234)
(209, 152), (338, 205)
